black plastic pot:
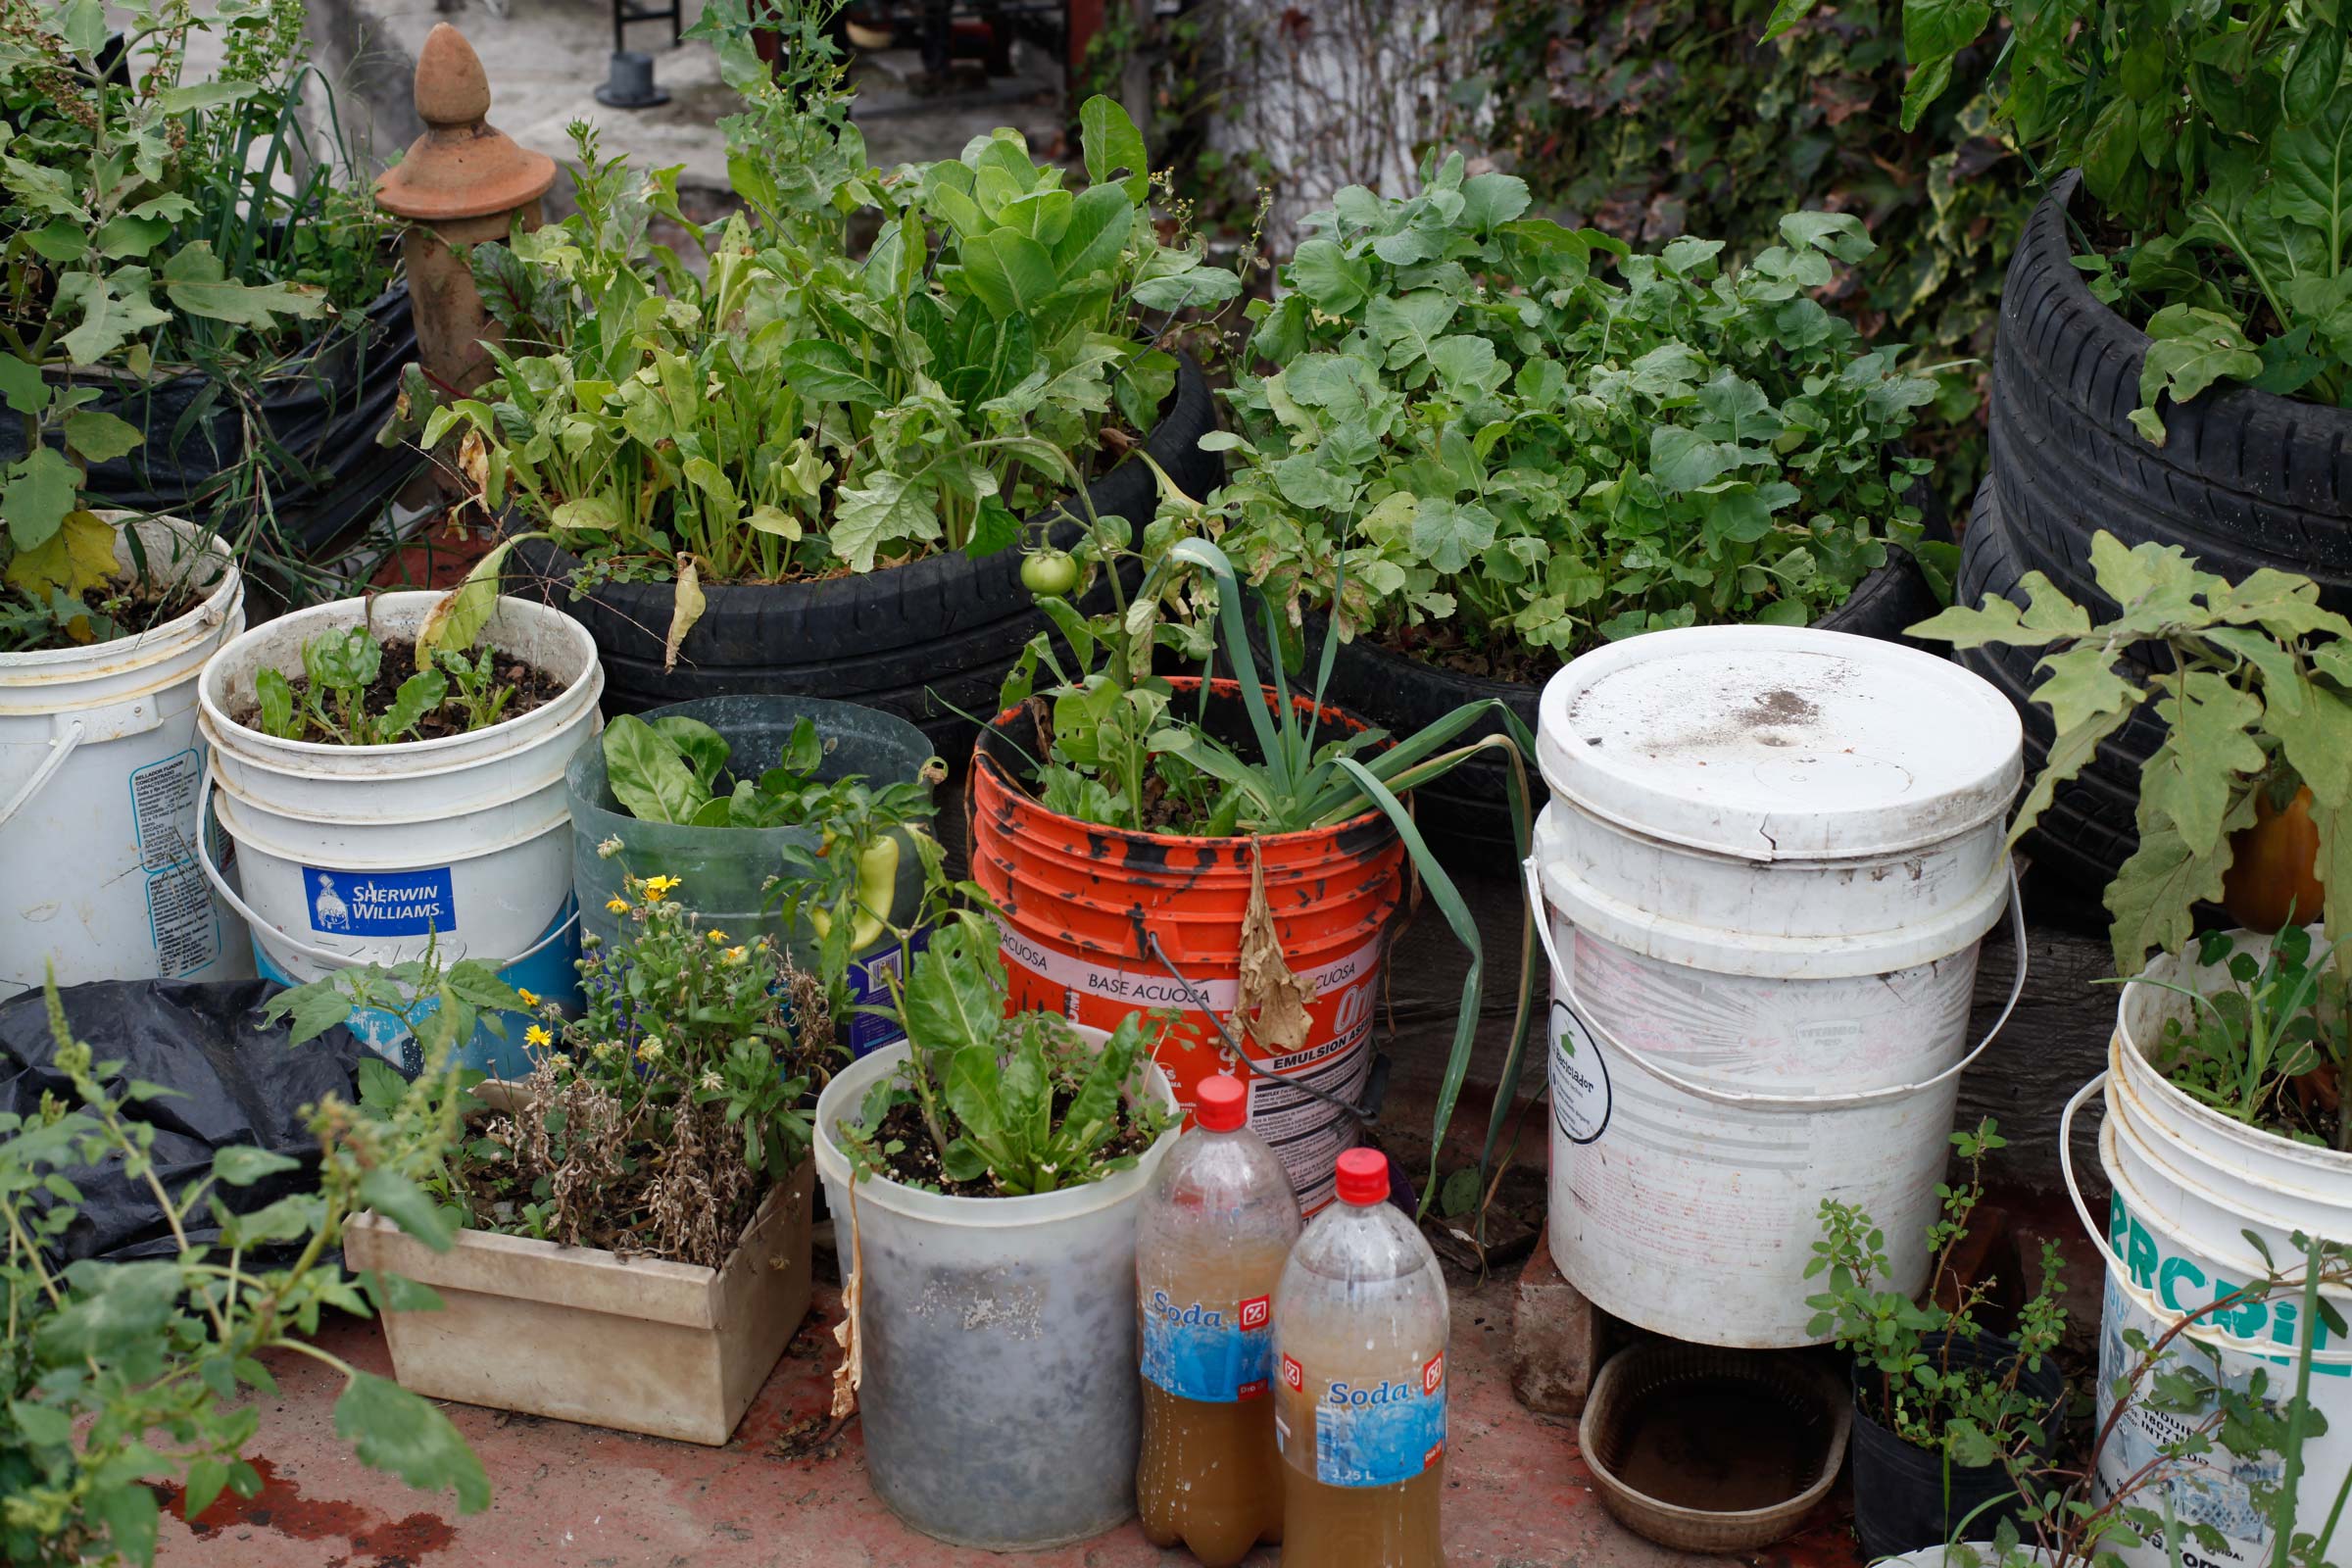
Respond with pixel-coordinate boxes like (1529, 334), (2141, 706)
(1252, 477), (1947, 863)
(0, 282), (419, 555)
(1849, 1331), (2065, 1559)
(507, 353), (1222, 753)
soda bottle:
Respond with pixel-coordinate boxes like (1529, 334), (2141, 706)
(1273, 1147), (1448, 1568)
(1136, 1074), (1302, 1567)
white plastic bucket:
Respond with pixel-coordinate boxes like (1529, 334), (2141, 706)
(194, 592), (601, 1067)
(1, 515), (253, 998)
(812, 1034), (1179, 1550)
(1525, 625), (2024, 1348)
(2057, 935), (2352, 1568)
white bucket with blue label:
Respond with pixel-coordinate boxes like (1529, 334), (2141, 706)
(193, 591), (603, 1074)
(2058, 933), (2352, 1568)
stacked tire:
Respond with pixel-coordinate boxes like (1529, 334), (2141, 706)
(1959, 171), (2352, 921)
(508, 357), (1221, 753)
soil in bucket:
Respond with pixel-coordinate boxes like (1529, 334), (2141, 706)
(970, 678), (1403, 1214)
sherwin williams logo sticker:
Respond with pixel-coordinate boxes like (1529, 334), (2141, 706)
(306, 866), (456, 936)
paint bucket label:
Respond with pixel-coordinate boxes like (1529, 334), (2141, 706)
(1141, 1289), (1275, 1402)
(130, 748), (223, 979)
(995, 920), (1382, 1211)
(2094, 1189), (2349, 1568)
(846, 926), (928, 1058)
(304, 865), (457, 936)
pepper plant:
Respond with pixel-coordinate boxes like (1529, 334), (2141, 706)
(1909, 530), (2352, 976)
(4, 970), (489, 1566)
(1884, 0), (2352, 437)
(1216, 153), (1939, 673)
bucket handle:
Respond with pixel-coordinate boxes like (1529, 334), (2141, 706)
(2058, 1072), (2352, 1364)
(1520, 855), (2028, 1112)
(0, 719), (84, 832)
(196, 762), (580, 977)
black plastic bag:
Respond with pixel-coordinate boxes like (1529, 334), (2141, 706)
(0, 979), (368, 1266)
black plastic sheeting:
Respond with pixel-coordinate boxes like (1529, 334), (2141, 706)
(0, 979), (368, 1267)
(0, 284), (420, 555)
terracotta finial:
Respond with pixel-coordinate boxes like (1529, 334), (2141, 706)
(374, 24), (556, 224)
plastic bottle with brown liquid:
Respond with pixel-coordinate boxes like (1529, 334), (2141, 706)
(1273, 1148), (1449, 1568)
(1135, 1074), (1302, 1567)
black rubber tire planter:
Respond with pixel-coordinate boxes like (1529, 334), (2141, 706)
(507, 354), (1223, 751)
(0, 283), (420, 555)
(1990, 172), (2352, 616)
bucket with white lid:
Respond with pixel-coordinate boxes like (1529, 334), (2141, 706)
(1, 514), (254, 997)
(2056, 933), (2352, 1568)
(195, 591), (603, 1073)
(1523, 624), (2025, 1348)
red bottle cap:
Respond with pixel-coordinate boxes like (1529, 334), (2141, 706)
(1335, 1148), (1389, 1206)
(1195, 1074), (1247, 1132)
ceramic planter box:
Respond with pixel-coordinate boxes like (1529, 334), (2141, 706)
(344, 1159), (815, 1446)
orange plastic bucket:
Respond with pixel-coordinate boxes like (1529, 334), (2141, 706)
(970, 677), (1403, 1211)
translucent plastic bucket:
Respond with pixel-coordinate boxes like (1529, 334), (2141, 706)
(195, 592), (602, 1071)
(566, 694), (933, 1056)
(812, 1036), (1179, 1550)
(2056, 935), (2352, 1568)
(0, 515), (252, 998)
(1526, 626), (2024, 1348)
(970, 677), (1399, 1212)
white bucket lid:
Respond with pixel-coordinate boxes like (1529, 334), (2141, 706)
(1537, 624), (2022, 861)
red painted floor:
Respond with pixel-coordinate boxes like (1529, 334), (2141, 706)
(151, 1260), (1869, 1568)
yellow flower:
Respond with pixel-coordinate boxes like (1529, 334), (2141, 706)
(707, 929), (728, 945)
(642, 874), (682, 901)
(549, 1053), (573, 1073)
(725, 946), (748, 964)
(593, 1041), (620, 1061)
(516, 988), (539, 1007)
(605, 896), (631, 914)
(524, 1023), (553, 1050)
(636, 1038), (664, 1063)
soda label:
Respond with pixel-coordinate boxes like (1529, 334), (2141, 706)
(1303, 1352), (1447, 1488)
(1141, 1289), (1276, 1402)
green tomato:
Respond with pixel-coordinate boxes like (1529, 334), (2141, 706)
(1021, 549), (1078, 597)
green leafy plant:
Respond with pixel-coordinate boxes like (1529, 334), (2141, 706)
(1893, 0), (2352, 437)
(0, 0), (397, 650)
(246, 619), (532, 747)
(1806, 1118), (2069, 1466)
(1451, 0), (2026, 519)
(2137, 926), (2350, 1151)
(4, 968), (488, 1566)
(1215, 154), (1940, 676)
(411, 81), (1238, 656)
(840, 919), (1174, 1198)
(597, 711), (941, 962)
(1909, 530), (2352, 976)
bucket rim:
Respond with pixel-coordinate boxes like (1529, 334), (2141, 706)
(2100, 1117), (2352, 1359)
(2113, 934), (2352, 1182)
(811, 1038), (1180, 1228)
(200, 591), (602, 762)
(1535, 805), (2014, 980)
(0, 513), (240, 679)
(973, 676), (1396, 854)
